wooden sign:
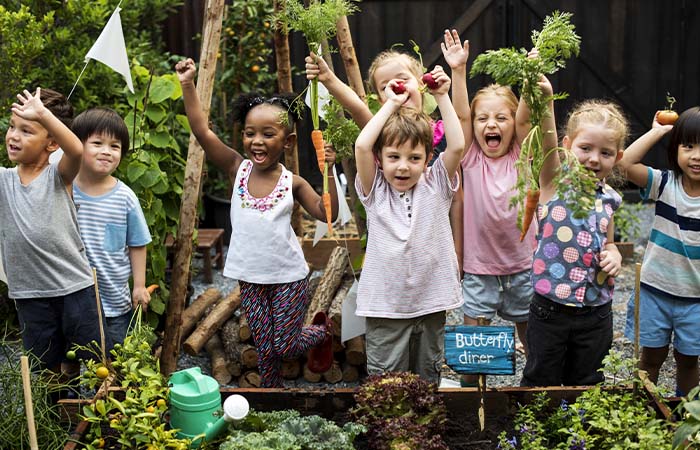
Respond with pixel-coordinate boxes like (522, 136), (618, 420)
(444, 326), (516, 375)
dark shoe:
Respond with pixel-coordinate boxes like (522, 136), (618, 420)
(307, 312), (333, 373)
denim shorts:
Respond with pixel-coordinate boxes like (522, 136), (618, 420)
(624, 286), (700, 356)
(14, 285), (111, 369)
(461, 270), (533, 322)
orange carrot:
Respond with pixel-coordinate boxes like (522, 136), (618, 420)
(311, 129), (325, 173)
(146, 284), (159, 294)
(323, 191), (333, 235)
(520, 189), (540, 242)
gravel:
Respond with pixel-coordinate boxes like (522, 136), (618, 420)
(181, 203), (680, 393)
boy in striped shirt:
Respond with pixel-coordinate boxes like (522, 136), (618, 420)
(72, 108), (152, 345)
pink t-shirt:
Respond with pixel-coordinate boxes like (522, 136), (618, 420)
(461, 141), (535, 275)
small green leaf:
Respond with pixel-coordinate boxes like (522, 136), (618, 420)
(149, 77), (176, 104)
(145, 104), (167, 124)
(149, 131), (171, 148)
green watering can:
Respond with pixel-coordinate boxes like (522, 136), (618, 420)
(169, 367), (249, 448)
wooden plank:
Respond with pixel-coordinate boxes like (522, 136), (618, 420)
(445, 326), (516, 375)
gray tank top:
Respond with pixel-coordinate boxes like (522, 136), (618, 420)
(0, 164), (93, 298)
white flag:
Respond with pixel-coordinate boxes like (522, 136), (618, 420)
(85, 7), (134, 93)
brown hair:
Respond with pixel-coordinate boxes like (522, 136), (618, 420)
(470, 84), (519, 119)
(39, 88), (74, 128)
(564, 99), (629, 150)
(367, 50), (423, 95)
(373, 107), (433, 159)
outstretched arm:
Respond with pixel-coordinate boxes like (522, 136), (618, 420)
(441, 29), (472, 154)
(536, 76), (559, 201)
(355, 83), (405, 194)
(617, 113), (673, 188)
(306, 52), (373, 128)
(12, 88), (83, 185)
(428, 65), (465, 177)
(175, 58), (242, 177)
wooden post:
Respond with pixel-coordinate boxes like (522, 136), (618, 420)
(476, 316), (487, 431)
(634, 263), (642, 363)
(273, 0), (302, 236)
(161, 0), (225, 376)
(20, 356), (39, 450)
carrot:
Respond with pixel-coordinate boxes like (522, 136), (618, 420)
(323, 191), (333, 235)
(146, 284), (159, 294)
(311, 129), (325, 173)
(520, 189), (540, 242)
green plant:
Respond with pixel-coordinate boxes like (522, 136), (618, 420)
(614, 201), (644, 242)
(497, 349), (673, 449)
(351, 371), (448, 450)
(673, 386), (700, 449)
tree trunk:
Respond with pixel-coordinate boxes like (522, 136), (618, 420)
(181, 288), (222, 339)
(328, 276), (354, 337)
(304, 246), (349, 325)
(161, 0), (225, 376)
(182, 287), (241, 355)
(205, 333), (232, 385)
(273, 0), (301, 236)
(344, 335), (366, 366)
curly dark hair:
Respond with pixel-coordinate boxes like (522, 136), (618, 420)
(231, 92), (301, 132)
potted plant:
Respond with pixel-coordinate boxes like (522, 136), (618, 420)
(613, 201), (644, 261)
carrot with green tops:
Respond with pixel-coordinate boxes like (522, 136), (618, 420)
(312, 129), (325, 173)
(520, 188), (540, 242)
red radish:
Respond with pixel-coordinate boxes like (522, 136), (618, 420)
(392, 82), (406, 95)
(422, 73), (439, 90)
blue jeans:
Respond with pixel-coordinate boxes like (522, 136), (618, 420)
(106, 309), (134, 346)
(521, 294), (612, 386)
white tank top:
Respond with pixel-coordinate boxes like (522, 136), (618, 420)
(223, 160), (308, 284)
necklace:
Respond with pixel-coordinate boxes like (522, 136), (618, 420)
(237, 160), (289, 212)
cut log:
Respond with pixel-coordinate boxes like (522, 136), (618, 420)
(240, 344), (258, 369)
(307, 275), (322, 304)
(328, 276), (354, 337)
(181, 288), (222, 339)
(341, 362), (360, 383)
(345, 335), (366, 366)
(204, 333), (232, 385)
(238, 314), (251, 342)
(220, 317), (241, 356)
(302, 363), (322, 383)
(282, 359), (301, 380)
(332, 336), (344, 354)
(226, 359), (242, 378)
(183, 287), (241, 355)
(322, 360), (342, 384)
(238, 370), (260, 388)
(304, 246), (349, 325)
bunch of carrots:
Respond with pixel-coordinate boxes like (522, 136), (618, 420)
(471, 11), (584, 241)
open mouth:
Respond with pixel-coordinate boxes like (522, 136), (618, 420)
(485, 133), (502, 149)
(251, 151), (267, 164)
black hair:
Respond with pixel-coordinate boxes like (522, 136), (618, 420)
(231, 92), (301, 132)
(667, 107), (700, 177)
(39, 88), (74, 128)
(71, 108), (130, 156)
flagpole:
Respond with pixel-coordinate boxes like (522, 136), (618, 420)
(67, 61), (90, 100)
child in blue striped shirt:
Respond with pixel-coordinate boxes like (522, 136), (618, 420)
(72, 108), (152, 345)
(620, 106), (700, 396)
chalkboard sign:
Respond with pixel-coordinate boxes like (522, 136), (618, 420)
(444, 326), (516, 375)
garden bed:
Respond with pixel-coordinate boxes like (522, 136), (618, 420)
(61, 381), (671, 450)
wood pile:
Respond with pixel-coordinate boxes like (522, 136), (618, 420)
(179, 245), (366, 387)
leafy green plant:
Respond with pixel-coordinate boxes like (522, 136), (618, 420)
(320, 97), (361, 162)
(497, 350), (673, 449)
(221, 409), (365, 450)
(673, 386), (700, 449)
(613, 201), (644, 242)
(351, 371), (448, 450)
(471, 12), (596, 229)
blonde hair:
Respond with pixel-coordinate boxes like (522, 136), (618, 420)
(367, 50), (423, 94)
(565, 99), (629, 150)
(373, 107), (433, 159)
(470, 84), (519, 119)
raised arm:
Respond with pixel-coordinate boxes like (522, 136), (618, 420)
(428, 66), (465, 176)
(441, 29), (472, 153)
(305, 52), (373, 128)
(617, 113), (673, 187)
(12, 88), (83, 184)
(354, 83), (404, 194)
(514, 49), (540, 145)
(175, 58), (242, 177)
(537, 75), (559, 200)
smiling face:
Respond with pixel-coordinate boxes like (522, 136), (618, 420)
(81, 132), (123, 177)
(242, 104), (291, 170)
(472, 95), (516, 158)
(370, 55), (423, 110)
(380, 141), (429, 192)
(564, 124), (622, 180)
(5, 113), (54, 165)
(678, 142), (700, 189)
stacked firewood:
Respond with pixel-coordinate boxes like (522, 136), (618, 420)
(179, 246), (366, 387)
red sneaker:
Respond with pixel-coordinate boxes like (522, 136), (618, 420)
(306, 311), (333, 373)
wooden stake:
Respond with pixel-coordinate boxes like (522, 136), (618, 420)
(477, 316), (487, 431)
(161, 0), (225, 376)
(20, 356), (39, 450)
(92, 269), (106, 364)
(634, 263), (642, 363)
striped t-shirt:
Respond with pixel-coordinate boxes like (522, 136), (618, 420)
(640, 168), (700, 300)
(74, 181), (151, 316)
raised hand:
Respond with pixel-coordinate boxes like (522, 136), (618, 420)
(175, 58), (197, 84)
(323, 142), (337, 166)
(305, 52), (332, 83)
(384, 79), (410, 106)
(11, 88), (47, 122)
(424, 65), (451, 96)
(441, 29), (469, 70)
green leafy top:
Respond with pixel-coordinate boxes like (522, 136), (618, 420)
(321, 97), (361, 161)
(273, 0), (358, 50)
